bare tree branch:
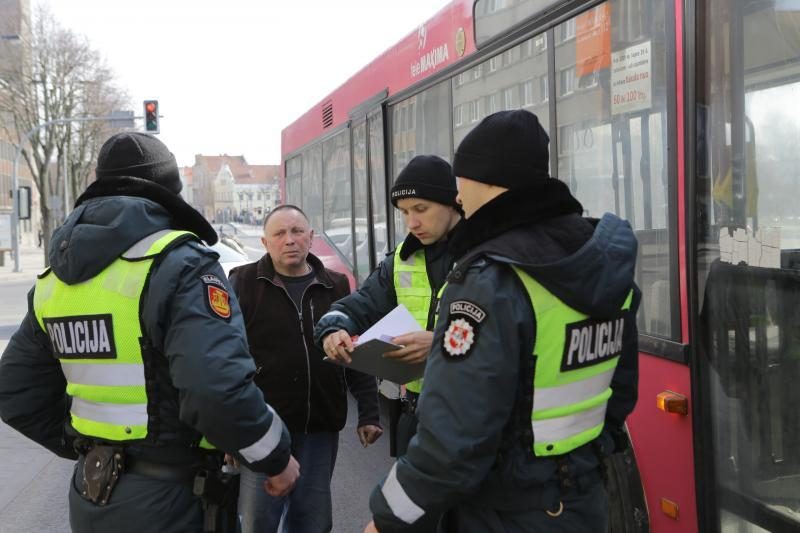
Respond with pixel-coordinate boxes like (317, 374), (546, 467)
(0, 5), (129, 262)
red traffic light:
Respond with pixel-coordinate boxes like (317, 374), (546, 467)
(143, 100), (159, 134)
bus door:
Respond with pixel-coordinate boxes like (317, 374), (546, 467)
(696, 0), (800, 530)
(350, 104), (388, 285)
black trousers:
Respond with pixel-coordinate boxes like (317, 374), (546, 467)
(70, 456), (204, 533)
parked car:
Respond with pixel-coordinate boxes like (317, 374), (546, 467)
(209, 240), (249, 277)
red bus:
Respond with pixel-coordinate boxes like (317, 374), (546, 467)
(281, 1), (800, 531)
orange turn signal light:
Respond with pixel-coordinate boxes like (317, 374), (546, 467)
(661, 498), (679, 520)
(656, 391), (688, 415)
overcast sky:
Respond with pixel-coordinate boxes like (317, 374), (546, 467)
(45, 0), (452, 167)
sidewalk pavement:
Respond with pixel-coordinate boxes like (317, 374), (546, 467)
(0, 420), (72, 532)
(0, 244), (46, 283)
(229, 222), (262, 238)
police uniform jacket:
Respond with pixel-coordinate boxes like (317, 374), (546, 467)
(313, 230), (456, 346)
(369, 180), (641, 532)
(0, 177), (291, 475)
(228, 253), (380, 434)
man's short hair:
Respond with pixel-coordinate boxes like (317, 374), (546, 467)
(263, 204), (309, 229)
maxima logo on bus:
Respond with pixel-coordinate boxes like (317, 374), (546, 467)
(411, 43), (450, 78)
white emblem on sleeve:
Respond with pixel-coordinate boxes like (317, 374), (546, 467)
(443, 318), (475, 357)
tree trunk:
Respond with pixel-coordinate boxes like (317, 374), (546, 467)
(40, 204), (54, 268)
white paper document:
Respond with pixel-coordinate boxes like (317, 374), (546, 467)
(357, 304), (423, 344)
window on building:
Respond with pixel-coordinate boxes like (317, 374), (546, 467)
(452, 33), (549, 147)
(534, 33), (547, 53)
(503, 87), (515, 109)
(559, 66), (575, 97)
(488, 92), (500, 114)
(523, 80), (534, 107)
(558, 18), (576, 42)
(454, 104), (464, 126)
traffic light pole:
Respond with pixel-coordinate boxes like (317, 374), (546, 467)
(10, 114), (141, 272)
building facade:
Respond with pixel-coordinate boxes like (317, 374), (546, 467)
(0, 0), (39, 249)
(192, 154), (279, 225)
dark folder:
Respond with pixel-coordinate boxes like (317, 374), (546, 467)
(323, 339), (425, 384)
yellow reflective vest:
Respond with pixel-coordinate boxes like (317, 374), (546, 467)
(393, 243), (435, 394)
(33, 229), (208, 444)
(511, 266), (633, 456)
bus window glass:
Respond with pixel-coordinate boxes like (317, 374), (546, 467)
(555, 0), (674, 339)
(322, 130), (352, 264)
(474, 0), (561, 48)
(368, 110), (389, 265)
(352, 121), (370, 282)
(390, 81), (451, 243)
(302, 144), (323, 233)
(697, 0), (800, 530)
(453, 34), (550, 149)
(285, 155), (302, 207)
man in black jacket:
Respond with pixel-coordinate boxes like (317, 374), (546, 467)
(0, 133), (298, 532)
(367, 110), (640, 532)
(230, 205), (381, 533)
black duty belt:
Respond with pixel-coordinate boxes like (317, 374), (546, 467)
(126, 456), (196, 485)
(472, 468), (603, 512)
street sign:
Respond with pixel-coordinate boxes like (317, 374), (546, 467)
(18, 186), (31, 220)
(0, 213), (11, 249)
(109, 110), (135, 129)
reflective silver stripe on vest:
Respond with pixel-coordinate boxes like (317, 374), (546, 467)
(532, 402), (607, 443)
(319, 310), (349, 320)
(122, 229), (175, 259)
(239, 406), (284, 463)
(61, 363), (146, 387)
(533, 368), (615, 412)
(71, 397), (148, 426)
(398, 271), (413, 288)
(381, 463), (425, 524)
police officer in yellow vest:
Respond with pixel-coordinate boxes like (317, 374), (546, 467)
(365, 110), (641, 532)
(0, 133), (300, 532)
(315, 155), (461, 457)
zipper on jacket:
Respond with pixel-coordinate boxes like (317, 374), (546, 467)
(298, 284), (314, 433)
(426, 285), (440, 331)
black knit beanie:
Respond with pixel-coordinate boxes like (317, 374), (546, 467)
(95, 132), (182, 194)
(390, 155), (458, 208)
(453, 109), (550, 188)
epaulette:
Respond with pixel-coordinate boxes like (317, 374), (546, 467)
(447, 255), (490, 284)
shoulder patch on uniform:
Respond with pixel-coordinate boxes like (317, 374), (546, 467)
(200, 269), (234, 319)
(443, 317), (477, 359)
(206, 285), (232, 319)
(449, 300), (486, 323)
(200, 273), (226, 288)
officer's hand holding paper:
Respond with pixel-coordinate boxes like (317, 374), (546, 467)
(382, 330), (434, 364)
(323, 304), (425, 383)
